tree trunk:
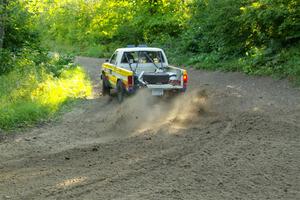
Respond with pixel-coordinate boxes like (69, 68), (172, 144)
(0, 0), (7, 51)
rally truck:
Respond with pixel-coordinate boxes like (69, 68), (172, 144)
(101, 45), (188, 102)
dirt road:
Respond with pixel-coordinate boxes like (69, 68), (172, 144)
(0, 57), (299, 200)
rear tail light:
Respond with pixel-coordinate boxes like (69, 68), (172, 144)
(183, 73), (188, 83)
(128, 75), (133, 87)
(183, 71), (188, 88)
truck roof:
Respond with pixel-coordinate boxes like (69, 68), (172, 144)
(116, 47), (164, 52)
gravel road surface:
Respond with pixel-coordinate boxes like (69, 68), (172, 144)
(0, 57), (299, 200)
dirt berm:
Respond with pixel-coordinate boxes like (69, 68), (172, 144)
(0, 57), (299, 200)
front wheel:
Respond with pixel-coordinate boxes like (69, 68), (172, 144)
(117, 80), (125, 103)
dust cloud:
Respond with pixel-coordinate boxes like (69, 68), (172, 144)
(106, 89), (209, 135)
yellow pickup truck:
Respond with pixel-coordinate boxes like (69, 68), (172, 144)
(101, 45), (188, 102)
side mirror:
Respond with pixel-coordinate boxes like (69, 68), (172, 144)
(105, 59), (109, 62)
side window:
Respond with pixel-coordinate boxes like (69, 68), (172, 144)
(109, 52), (118, 65)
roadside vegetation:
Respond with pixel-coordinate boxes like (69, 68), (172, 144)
(28, 0), (300, 82)
(0, 53), (92, 130)
(0, 1), (92, 130)
(0, 0), (299, 129)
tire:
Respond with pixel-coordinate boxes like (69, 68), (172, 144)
(117, 80), (125, 103)
(102, 75), (110, 96)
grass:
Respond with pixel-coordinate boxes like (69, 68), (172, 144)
(0, 53), (92, 130)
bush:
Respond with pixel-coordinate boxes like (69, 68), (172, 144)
(0, 50), (14, 74)
(0, 51), (92, 130)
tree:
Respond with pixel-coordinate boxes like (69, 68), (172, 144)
(0, 0), (7, 51)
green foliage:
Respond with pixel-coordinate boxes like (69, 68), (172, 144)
(238, 0), (300, 50)
(4, 0), (300, 78)
(0, 0), (40, 75)
(182, 0), (245, 55)
(25, 0), (190, 55)
(0, 52), (92, 130)
(0, 49), (13, 74)
(0, 1), (94, 130)
(169, 0), (300, 83)
(3, 0), (38, 50)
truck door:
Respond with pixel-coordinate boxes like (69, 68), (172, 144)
(107, 51), (118, 87)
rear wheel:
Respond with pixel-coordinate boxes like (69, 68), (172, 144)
(102, 75), (110, 96)
(117, 80), (125, 103)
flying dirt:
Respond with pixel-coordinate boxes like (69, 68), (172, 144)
(0, 57), (299, 200)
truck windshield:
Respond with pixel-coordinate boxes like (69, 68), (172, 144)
(121, 51), (165, 64)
